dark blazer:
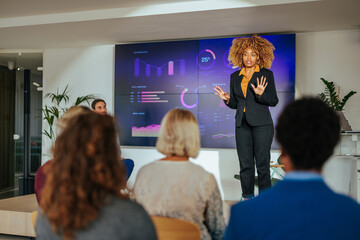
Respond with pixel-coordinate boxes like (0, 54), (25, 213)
(225, 68), (278, 127)
(224, 178), (360, 240)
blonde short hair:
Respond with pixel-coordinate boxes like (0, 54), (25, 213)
(156, 109), (200, 158)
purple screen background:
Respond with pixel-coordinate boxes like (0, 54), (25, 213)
(115, 34), (295, 149)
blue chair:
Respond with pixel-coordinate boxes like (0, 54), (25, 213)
(122, 158), (134, 180)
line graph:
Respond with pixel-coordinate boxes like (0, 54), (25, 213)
(212, 133), (235, 139)
(132, 124), (161, 137)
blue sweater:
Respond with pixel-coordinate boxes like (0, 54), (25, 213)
(224, 176), (360, 240)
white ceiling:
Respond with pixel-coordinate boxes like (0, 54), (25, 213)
(0, 0), (196, 18)
(0, 0), (359, 70)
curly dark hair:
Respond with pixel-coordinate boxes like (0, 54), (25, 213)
(228, 35), (275, 69)
(276, 97), (340, 171)
(40, 112), (128, 240)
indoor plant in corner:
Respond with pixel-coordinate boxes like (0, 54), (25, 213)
(318, 77), (357, 131)
(43, 85), (96, 143)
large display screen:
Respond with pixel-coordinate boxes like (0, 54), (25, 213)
(115, 34), (295, 149)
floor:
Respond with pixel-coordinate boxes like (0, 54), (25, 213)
(0, 188), (17, 200)
(0, 235), (32, 240)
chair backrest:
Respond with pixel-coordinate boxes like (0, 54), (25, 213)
(31, 210), (38, 231)
(151, 216), (201, 240)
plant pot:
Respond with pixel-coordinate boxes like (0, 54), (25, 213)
(336, 111), (352, 131)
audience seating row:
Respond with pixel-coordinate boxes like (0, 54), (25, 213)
(31, 209), (201, 240)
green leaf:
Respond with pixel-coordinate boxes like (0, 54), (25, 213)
(339, 91), (357, 110)
(43, 130), (52, 139)
(44, 85), (70, 106)
(74, 94), (96, 106)
(42, 85), (96, 141)
(48, 106), (60, 119)
(319, 78), (337, 110)
(49, 115), (54, 126)
(319, 77), (356, 111)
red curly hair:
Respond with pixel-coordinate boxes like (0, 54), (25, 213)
(40, 112), (128, 240)
(228, 35), (275, 69)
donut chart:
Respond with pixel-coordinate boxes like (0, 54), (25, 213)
(180, 88), (198, 109)
(197, 49), (216, 70)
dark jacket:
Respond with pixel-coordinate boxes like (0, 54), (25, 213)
(224, 178), (360, 240)
(225, 68), (278, 127)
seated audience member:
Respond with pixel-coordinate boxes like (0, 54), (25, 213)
(133, 108), (225, 240)
(91, 98), (135, 177)
(224, 97), (360, 240)
(91, 98), (107, 115)
(35, 106), (92, 204)
(35, 105), (135, 204)
(36, 113), (157, 240)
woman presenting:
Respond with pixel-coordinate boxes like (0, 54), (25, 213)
(214, 35), (278, 199)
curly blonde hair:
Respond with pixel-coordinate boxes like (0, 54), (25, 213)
(228, 35), (275, 69)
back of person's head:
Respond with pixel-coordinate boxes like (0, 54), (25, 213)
(91, 98), (106, 110)
(276, 97), (340, 171)
(156, 108), (200, 158)
(41, 112), (127, 240)
(34, 106), (91, 205)
(57, 105), (92, 129)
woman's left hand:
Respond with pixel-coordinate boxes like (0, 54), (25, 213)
(251, 76), (268, 96)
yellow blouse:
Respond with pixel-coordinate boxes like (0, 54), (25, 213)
(239, 65), (260, 112)
(239, 65), (260, 98)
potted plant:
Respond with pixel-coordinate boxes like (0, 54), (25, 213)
(318, 77), (357, 131)
(43, 85), (96, 142)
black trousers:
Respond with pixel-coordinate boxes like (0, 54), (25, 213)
(235, 114), (274, 198)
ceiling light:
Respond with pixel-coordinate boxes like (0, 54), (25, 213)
(32, 82), (40, 87)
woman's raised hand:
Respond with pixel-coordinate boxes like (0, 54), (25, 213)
(251, 76), (268, 96)
(214, 86), (230, 101)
